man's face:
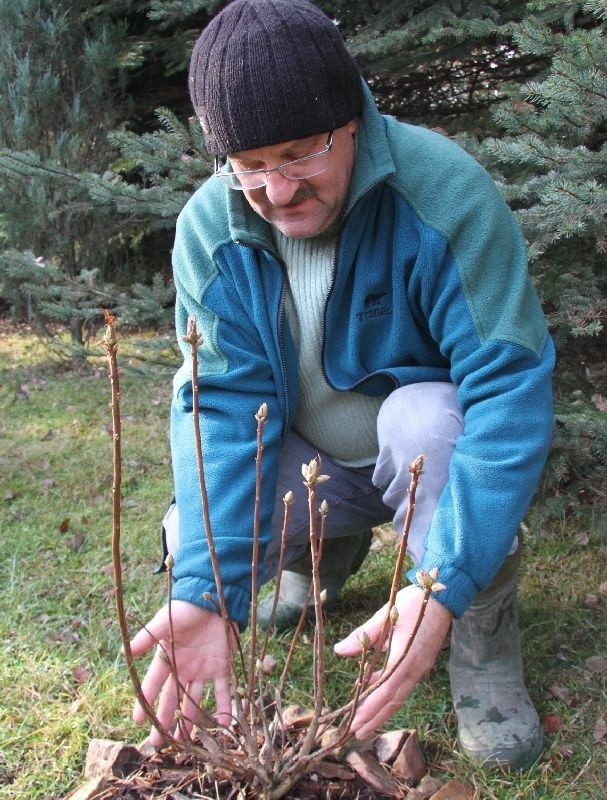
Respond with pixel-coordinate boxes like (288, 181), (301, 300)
(228, 120), (358, 239)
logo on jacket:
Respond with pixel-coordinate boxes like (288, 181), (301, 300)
(357, 292), (392, 321)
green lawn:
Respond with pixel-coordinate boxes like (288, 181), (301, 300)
(0, 328), (605, 799)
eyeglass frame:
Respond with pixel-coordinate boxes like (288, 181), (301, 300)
(213, 131), (334, 190)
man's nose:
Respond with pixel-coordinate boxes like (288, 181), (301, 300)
(264, 170), (300, 206)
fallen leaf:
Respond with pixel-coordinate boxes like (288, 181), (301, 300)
(429, 780), (475, 800)
(593, 717), (607, 744)
(67, 533), (86, 552)
(71, 696), (86, 714)
(376, 729), (409, 764)
(585, 654), (607, 674)
(59, 517), (70, 532)
(407, 774), (445, 799)
(345, 750), (401, 797)
(546, 684), (575, 706)
(591, 393), (607, 412)
(282, 705), (314, 728)
(65, 776), (107, 800)
(541, 713), (562, 734)
(260, 654), (276, 674)
(391, 729), (427, 784)
(574, 531), (589, 546)
(313, 761), (354, 781)
(599, 581), (607, 596)
(73, 665), (90, 684)
(553, 743), (576, 759)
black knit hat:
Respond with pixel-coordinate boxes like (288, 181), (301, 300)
(189, 0), (363, 155)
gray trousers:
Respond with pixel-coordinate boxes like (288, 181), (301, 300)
(164, 382), (465, 581)
(262, 382), (463, 580)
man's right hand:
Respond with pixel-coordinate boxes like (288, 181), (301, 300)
(130, 600), (236, 746)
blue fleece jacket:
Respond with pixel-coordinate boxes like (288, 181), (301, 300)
(168, 83), (555, 630)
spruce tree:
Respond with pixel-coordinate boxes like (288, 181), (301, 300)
(470, 1), (607, 513)
(0, 1), (129, 349)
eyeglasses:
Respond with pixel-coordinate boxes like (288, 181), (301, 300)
(214, 132), (333, 190)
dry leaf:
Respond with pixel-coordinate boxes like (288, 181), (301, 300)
(546, 684), (575, 706)
(593, 717), (607, 744)
(73, 665), (90, 684)
(59, 517), (70, 532)
(553, 743), (576, 759)
(281, 705), (314, 728)
(585, 654), (607, 674)
(541, 713), (562, 734)
(574, 532), (589, 546)
(345, 750), (401, 797)
(67, 533), (86, 552)
(429, 780), (475, 800)
(260, 654), (277, 674)
(591, 393), (607, 412)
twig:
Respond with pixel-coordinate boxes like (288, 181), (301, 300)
(247, 403), (267, 709)
(361, 454), (425, 690)
(183, 317), (229, 622)
(100, 309), (174, 744)
(259, 491), (293, 660)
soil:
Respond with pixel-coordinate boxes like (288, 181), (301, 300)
(86, 747), (412, 800)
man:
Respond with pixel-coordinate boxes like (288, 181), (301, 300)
(130, 0), (555, 770)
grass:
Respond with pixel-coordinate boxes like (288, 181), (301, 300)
(0, 327), (606, 800)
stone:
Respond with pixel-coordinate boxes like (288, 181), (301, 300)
(84, 738), (142, 780)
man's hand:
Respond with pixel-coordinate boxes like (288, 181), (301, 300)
(129, 600), (236, 746)
(334, 584), (452, 739)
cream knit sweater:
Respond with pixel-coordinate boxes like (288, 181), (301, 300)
(274, 228), (384, 467)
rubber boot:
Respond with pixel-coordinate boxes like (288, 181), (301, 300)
(257, 530), (373, 631)
(449, 547), (543, 770)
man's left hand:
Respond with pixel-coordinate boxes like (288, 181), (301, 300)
(334, 584), (452, 738)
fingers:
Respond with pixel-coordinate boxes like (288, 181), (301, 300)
(133, 646), (171, 723)
(129, 606), (170, 657)
(213, 672), (233, 725)
(334, 606), (389, 657)
(175, 681), (205, 742)
(350, 670), (417, 739)
(148, 673), (181, 746)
